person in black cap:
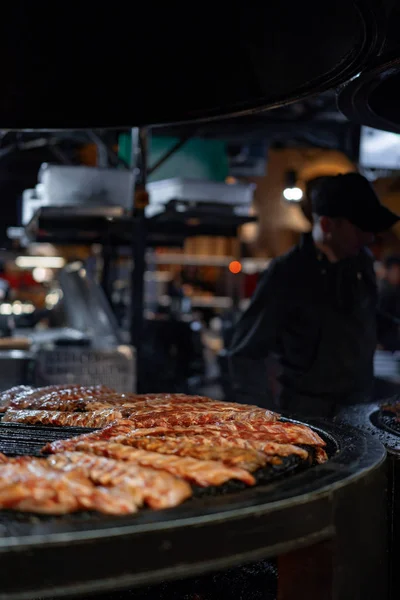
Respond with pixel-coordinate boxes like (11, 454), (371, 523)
(228, 172), (400, 418)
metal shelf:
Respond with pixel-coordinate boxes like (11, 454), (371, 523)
(152, 253), (270, 271)
(24, 206), (257, 247)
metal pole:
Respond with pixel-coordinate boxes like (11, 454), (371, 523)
(101, 242), (113, 307)
(130, 127), (149, 392)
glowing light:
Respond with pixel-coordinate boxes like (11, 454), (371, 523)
(0, 304), (12, 315)
(16, 256), (66, 269)
(283, 187), (303, 202)
(32, 267), (51, 282)
(45, 290), (62, 309)
(229, 260), (242, 274)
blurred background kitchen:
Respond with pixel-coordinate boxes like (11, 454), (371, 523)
(1, 97), (400, 399)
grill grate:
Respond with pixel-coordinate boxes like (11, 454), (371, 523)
(34, 347), (136, 393)
(0, 422), (96, 457)
(192, 454), (309, 498)
(376, 411), (400, 437)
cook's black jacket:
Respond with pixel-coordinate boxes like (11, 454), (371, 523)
(229, 234), (396, 405)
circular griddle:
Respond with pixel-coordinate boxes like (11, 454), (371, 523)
(0, 419), (385, 599)
(337, 401), (400, 455)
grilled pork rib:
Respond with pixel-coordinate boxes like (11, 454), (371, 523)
(4, 406), (277, 430)
(114, 436), (271, 471)
(138, 422), (325, 447)
(2, 385), (278, 414)
(0, 456), (140, 514)
(4, 398), (275, 423)
(0, 385), (114, 412)
(51, 442), (256, 487)
(48, 452), (192, 509)
(8, 397), (111, 413)
(121, 409), (273, 429)
(43, 417), (322, 459)
(0, 386), (34, 412)
(2, 409), (123, 428)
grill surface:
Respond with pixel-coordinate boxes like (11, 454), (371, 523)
(0, 422), (95, 457)
(376, 411), (400, 438)
(0, 419), (332, 525)
(338, 402), (400, 454)
(0, 418), (387, 600)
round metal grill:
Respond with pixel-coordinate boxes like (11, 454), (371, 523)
(0, 419), (387, 600)
(375, 410), (400, 437)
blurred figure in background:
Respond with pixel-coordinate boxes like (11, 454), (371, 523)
(379, 255), (400, 320)
(0, 262), (10, 303)
(377, 255), (400, 351)
(229, 173), (400, 418)
(0, 262), (13, 337)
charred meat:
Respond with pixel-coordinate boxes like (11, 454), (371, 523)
(3, 409), (124, 428)
(56, 442), (256, 487)
(48, 451), (192, 509)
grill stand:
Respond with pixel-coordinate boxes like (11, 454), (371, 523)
(338, 402), (398, 600)
(277, 447), (387, 600)
(278, 540), (333, 599)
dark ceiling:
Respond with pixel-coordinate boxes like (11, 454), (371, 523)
(0, 0), (389, 128)
(152, 91), (359, 158)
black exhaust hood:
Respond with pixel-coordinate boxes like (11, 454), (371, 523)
(338, 52), (400, 134)
(338, 2), (400, 133)
(0, 1), (393, 129)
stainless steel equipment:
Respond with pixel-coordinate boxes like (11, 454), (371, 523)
(39, 165), (135, 211)
(21, 165), (135, 226)
(9, 265), (136, 392)
(28, 265), (136, 392)
(33, 345), (135, 393)
(147, 178), (255, 206)
(58, 265), (121, 349)
(0, 350), (34, 392)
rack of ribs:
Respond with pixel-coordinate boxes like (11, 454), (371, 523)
(52, 443), (256, 487)
(48, 452), (192, 509)
(0, 455), (140, 514)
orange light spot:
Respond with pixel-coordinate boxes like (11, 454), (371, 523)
(229, 260), (242, 274)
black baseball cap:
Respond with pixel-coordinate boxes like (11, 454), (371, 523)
(311, 173), (399, 233)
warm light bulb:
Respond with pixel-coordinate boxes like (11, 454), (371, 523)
(32, 267), (51, 282)
(283, 187), (303, 202)
(229, 261), (242, 274)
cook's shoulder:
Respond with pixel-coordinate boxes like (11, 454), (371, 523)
(257, 244), (302, 290)
(266, 244), (302, 273)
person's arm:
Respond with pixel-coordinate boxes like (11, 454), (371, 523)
(229, 260), (284, 359)
(376, 307), (400, 351)
(376, 281), (400, 350)
(362, 252), (400, 351)
(226, 260), (286, 407)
